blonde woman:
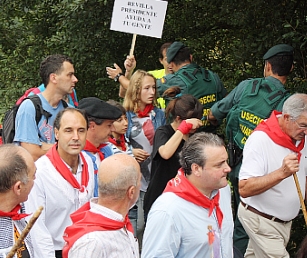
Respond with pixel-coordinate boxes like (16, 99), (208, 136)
(123, 70), (165, 235)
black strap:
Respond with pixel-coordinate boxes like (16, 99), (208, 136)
(251, 79), (259, 93)
(263, 83), (272, 93)
(182, 71), (194, 81)
(268, 90), (288, 101)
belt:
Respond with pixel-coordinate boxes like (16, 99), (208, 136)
(55, 250), (63, 258)
(241, 201), (291, 224)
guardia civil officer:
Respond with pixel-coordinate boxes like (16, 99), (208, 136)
(208, 43), (294, 256)
(157, 41), (227, 132)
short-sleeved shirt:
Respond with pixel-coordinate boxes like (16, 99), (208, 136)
(14, 94), (66, 145)
(240, 130), (307, 221)
(143, 124), (184, 215)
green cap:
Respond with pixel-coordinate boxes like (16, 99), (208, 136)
(263, 44), (294, 60)
(166, 41), (185, 63)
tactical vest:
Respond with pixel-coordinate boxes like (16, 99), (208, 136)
(176, 66), (220, 131)
(226, 78), (291, 149)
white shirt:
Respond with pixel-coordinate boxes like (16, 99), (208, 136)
(240, 131), (307, 221)
(68, 198), (139, 258)
(142, 185), (233, 258)
(25, 151), (95, 257)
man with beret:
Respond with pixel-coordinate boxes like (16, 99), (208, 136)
(156, 41), (227, 132)
(78, 97), (122, 197)
(207, 43), (294, 256)
(25, 108), (95, 258)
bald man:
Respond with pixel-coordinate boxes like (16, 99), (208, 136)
(0, 144), (36, 257)
(63, 154), (141, 258)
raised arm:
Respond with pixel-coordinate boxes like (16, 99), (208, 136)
(159, 119), (202, 160)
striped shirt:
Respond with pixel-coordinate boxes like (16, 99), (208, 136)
(108, 138), (134, 157)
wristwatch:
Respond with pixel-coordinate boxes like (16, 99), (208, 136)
(114, 73), (124, 82)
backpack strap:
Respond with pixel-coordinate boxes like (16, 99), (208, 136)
(27, 95), (52, 124)
(61, 99), (69, 108)
(15, 87), (41, 105)
(70, 90), (78, 107)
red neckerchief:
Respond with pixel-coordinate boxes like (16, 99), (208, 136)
(46, 144), (89, 192)
(108, 135), (127, 151)
(62, 202), (134, 258)
(138, 104), (154, 118)
(0, 204), (29, 220)
(254, 110), (305, 162)
(83, 140), (106, 161)
(164, 169), (223, 228)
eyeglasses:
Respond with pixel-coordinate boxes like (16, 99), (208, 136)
(292, 119), (307, 130)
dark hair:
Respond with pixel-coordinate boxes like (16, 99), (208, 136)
(266, 55), (293, 76)
(107, 99), (126, 115)
(87, 117), (105, 125)
(40, 54), (73, 87)
(171, 46), (191, 66)
(179, 132), (224, 175)
(165, 93), (203, 121)
(159, 42), (172, 59)
(0, 144), (28, 193)
(54, 107), (89, 130)
(162, 86), (182, 99)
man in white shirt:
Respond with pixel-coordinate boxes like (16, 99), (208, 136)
(63, 154), (141, 258)
(142, 132), (234, 258)
(0, 145), (36, 258)
(25, 108), (95, 258)
(238, 93), (307, 257)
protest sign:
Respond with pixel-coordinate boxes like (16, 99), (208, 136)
(110, 0), (168, 38)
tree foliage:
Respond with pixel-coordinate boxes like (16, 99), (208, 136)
(0, 0), (306, 253)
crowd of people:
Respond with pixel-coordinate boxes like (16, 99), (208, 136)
(0, 41), (306, 258)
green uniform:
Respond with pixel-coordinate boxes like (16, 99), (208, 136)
(157, 63), (227, 131)
(210, 76), (290, 255)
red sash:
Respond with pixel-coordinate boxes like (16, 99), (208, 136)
(46, 144), (89, 192)
(254, 111), (305, 162)
(164, 169), (223, 228)
(62, 202), (133, 258)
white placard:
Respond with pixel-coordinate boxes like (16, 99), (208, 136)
(110, 0), (168, 38)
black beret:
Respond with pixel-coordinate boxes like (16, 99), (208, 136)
(263, 44), (294, 60)
(166, 41), (185, 63)
(78, 97), (122, 120)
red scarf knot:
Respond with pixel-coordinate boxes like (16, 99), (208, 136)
(254, 111), (305, 162)
(108, 135), (127, 151)
(164, 169), (223, 228)
(46, 144), (89, 192)
(62, 201), (134, 258)
(84, 140), (106, 161)
(138, 104), (154, 118)
(0, 204), (29, 220)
